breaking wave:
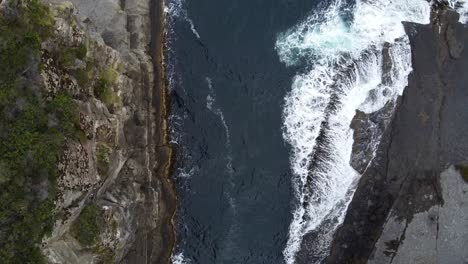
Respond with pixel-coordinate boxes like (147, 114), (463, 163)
(275, 0), (430, 263)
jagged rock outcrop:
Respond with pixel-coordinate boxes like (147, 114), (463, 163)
(327, 8), (468, 264)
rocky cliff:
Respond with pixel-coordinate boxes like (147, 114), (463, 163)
(0, 0), (175, 263)
(327, 7), (468, 264)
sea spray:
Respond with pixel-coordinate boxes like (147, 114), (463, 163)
(276, 0), (430, 263)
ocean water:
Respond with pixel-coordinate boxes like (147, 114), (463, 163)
(166, 0), (438, 263)
(166, 0), (318, 263)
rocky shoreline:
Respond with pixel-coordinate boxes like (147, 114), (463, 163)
(326, 6), (468, 264)
(118, 0), (177, 262)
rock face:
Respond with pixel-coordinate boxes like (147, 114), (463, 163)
(327, 8), (468, 264)
(31, 0), (175, 263)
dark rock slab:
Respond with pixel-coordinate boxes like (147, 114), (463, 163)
(326, 8), (468, 264)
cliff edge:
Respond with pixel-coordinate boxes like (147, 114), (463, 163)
(0, 0), (175, 263)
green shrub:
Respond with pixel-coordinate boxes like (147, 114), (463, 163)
(71, 204), (102, 246)
(72, 58), (95, 88)
(95, 79), (112, 103)
(100, 68), (119, 84)
(49, 92), (80, 138)
(26, 0), (55, 38)
(94, 78), (122, 110)
(57, 48), (77, 67)
(74, 68), (90, 87)
(56, 44), (87, 67)
(76, 43), (87, 60)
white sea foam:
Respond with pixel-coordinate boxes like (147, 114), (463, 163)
(206, 78), (231, 147)
(165, 0), (201, 39)
(171, 251), (191, 264)
(178, 166), (197, 179)
(276, 0), (430, 263)
(449, 0), (468, 22)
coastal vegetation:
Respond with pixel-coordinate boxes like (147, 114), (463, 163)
(94, 68), (122, 111)
(0, 0), (80, 262)
(71, 204), (102, 247)
(56, 44), (87, 67)
(71, 204), (115, 263)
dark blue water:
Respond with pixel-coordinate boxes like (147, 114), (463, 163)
(167, 0), (321, 263)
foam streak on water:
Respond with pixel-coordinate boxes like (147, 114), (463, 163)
(206, 78), (232, 152)
(275, 0), (430, 263)
(205, 77), (237, 213)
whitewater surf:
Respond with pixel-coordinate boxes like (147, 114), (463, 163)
(276, 0), (430, 262)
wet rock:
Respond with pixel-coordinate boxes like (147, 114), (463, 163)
(446, 22), (464, 59)
(381, 42), (393, 86)
(350, 101), (394, 174)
